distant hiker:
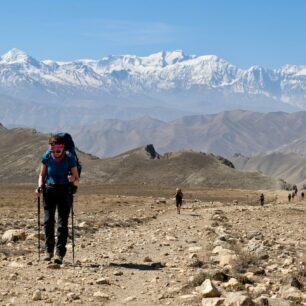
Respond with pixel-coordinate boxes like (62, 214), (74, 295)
(288, 193), (291, 203)
(174, 188), (183, 214)
(293, 185), (298, 196)
(35, 134), (80, 264)
(291, 192), (295, 201)
(259, 193), (264, 206)
(301, 192), (305, 200)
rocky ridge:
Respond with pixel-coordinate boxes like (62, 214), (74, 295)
(0, 126), (280, 190)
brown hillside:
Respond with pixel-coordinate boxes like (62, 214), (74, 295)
(95, 148), (280, 189)
(0, 127), (96, 184)
(0, 126), (280, 189)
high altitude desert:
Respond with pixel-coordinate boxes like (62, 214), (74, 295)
(0, 127), (306, 306)
(2, 1), (306, 305)
(0, 184), (305, 306)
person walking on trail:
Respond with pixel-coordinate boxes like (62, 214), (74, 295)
(175, 188), (183, 214)
(35, 134), (79, 264)
(259, 193), (264, 206)
(301, 192), (305, 200)
(293, 185), (298, 196)
(288, 193), (292, 203)
(291, 192), (295, 202)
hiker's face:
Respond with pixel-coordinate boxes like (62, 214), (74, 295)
(51, 144), (64, 155)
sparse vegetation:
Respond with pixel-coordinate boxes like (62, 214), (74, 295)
(230, 245), (261, 275)
(279, 179), (292, 190)
(215, 155), (235, 168)
(294, 256), (306, 286)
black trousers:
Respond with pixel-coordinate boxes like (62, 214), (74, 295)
(43, 186), (72, 257)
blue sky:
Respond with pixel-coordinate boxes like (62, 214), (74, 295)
(0, 0), (305, 68)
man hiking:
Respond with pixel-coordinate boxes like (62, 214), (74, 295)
(35, 134), (79, 264)
(259, 193), (264, 206)
(174, 188), (183, 214)
(291, 191), (295, 202)
(293, 184), (298, 196)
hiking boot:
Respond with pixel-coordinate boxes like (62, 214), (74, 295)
(43, 252), (54, 261)
(54, 255), (63, 265)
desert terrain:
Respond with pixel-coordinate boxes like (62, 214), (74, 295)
(0, 183), (305, 306)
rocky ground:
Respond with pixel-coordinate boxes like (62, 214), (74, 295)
(0, 184), (305, 306)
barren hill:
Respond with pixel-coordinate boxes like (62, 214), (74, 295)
(230, 152), (306, 186)
(95, 146), (280, 189)
(271, 135), (306, 155)
(0, 126), (280, 190)
(71, 110), (306, 158)
(0, 126), (97, 184)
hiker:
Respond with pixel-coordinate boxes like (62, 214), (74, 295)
(174, 188), (183, 214)
(301, 192), (304, 200)
(259, 193), (264, 206)
(35, 134), (79, 264)
(293, 185), (298, 196)
(288, 193), (291, 203)
(291, 191), (295, 201)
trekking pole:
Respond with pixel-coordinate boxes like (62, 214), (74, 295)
(37, 196), (41, 261)
(71, 199), (75, 265)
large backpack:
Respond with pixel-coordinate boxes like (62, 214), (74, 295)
(55, 132), (82, 178)
(44, 133), (82, 193)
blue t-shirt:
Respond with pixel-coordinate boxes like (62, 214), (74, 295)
(42, 150), (77, 185)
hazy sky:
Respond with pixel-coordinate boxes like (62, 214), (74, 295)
(0, 0), (305, 68)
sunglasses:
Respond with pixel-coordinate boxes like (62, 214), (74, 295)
(50, 144), (64, 154)
(53, 149), (64, 154)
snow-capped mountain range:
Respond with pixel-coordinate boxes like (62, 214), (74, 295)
(1, 48), (306, 129)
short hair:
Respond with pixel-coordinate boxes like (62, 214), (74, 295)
(48, 134), (65, 145)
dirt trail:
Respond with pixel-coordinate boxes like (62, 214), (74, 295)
(0, 186), (305, 305)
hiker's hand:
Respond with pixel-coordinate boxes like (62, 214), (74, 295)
(35, 186), (42, 197)
(68, 175), (79, 187)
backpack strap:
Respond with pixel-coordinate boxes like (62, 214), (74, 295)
(44, 150), (70, 175)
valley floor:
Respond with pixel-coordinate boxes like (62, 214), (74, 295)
(0, 185), (305, 305)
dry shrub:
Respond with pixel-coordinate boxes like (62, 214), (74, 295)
(231, 245), (261, 275)
(187, 271), (210, 288)
(280, 179), (292, 191)
(294, 258), (306, 287)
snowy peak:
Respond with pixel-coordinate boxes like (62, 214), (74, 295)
(1, 48), (29, 62)
(163, 50), (189, 65)
(278, 64), (306, 76)
(142, 50), (189, 66)
(0, 48), (40, 67)
(0, 48), (306, 110)
(93, 50), (190, 70)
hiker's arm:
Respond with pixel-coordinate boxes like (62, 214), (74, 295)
(68, 166), (79, 187)
(38, 164), (46, 188)
(35, 164), (46, 196)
